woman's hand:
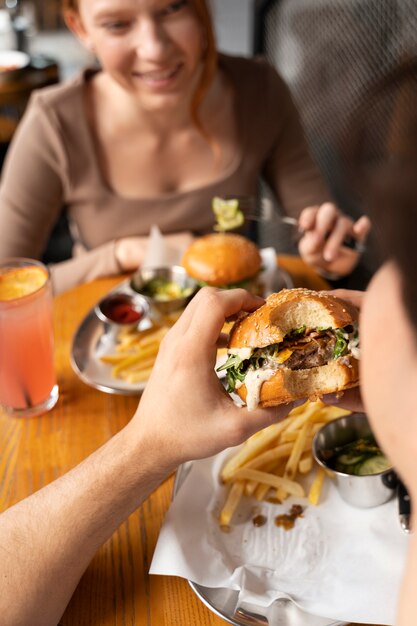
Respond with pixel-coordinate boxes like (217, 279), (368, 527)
(298, 203), (371, 278)
(133, 288), (294, 471)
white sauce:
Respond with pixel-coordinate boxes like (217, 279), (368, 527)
(228, 347), (253, 360)
(348, 336), (360, 360)
(242, 368), (276, 411)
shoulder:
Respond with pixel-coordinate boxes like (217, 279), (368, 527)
(219, 53), (290, 96)
(29, 69), (97, 118)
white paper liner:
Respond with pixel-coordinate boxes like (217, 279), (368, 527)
(151, 448), (409, 625)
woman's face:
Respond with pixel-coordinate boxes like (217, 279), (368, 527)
(73, 0), (205, 109)
(361, 261), (417, 484)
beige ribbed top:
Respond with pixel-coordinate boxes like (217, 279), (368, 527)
(0, 54), (329, 293)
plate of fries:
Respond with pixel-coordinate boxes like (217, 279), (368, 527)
(166, 400), (352, 626)
(71, 283), (239, 394)
(71, 284), (183, 395)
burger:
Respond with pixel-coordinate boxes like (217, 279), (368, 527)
(181, 233), (262, 292)
(218, 288), (360, 410)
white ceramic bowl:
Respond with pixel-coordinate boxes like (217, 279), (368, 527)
(0, 50), (30, 81)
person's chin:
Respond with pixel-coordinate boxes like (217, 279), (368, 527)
(133, 89), (187, 113)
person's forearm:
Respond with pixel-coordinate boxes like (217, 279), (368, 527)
(50, 240), (121, 294)
(0, 424), (173, 626)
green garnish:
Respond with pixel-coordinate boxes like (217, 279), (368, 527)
(286, 326), (306, 338)
(139, 278), (193, 301)
(217, 354), (247, 393)
(333, 329), (349, 359)
(329, 436), (392, 475)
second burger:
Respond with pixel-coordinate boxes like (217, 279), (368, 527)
(181, 233), (263, 294)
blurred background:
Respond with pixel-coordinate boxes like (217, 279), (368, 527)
(0, 0), (416, 283)
(0, 0), (252, 79)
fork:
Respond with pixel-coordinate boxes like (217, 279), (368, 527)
(237, 197), (366, 253)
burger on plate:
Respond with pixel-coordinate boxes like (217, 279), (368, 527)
(181, 233), (262, 293)
(218, 288), (360, 410)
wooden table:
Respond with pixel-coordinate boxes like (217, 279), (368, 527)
(0, 257), (381, 626)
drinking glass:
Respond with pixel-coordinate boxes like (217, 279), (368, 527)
(0, 258), (58, 417)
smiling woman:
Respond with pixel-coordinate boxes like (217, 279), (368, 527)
(0, 0), (369, 294)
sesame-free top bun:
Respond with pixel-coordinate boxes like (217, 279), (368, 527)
(181, 233), (262, 286)
(228, 288), (359, 407)
(229, 288), (358, 349)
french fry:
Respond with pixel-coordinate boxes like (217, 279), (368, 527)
(116, 356), (156, 377)
(275, 486), (288, 502)
(254, 462), (286, 501)
(123, 367), (154, 384)
(308, 466), (326, 505)
(281, 401), (323, 434)
(100, 353), (133, 365)
(316, 405), (351, 421)
(100, 320), (170, 384)
(219, 480), (245, 526)
(233, 468), (305, 497)
(241, 443), (293, 471)
(284, 422), (313, 480)
(298, 453), (313, 475)
(220, 420), (288, 482)
(245, 459), (277, 497)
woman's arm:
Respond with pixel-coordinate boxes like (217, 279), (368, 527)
(0, 288), (293, 626)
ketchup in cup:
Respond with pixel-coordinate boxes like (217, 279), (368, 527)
(96, 293), (148, 328)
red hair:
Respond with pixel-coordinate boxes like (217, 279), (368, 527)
(63, 0), (218, 138)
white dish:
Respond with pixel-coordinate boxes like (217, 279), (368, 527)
(0, 50), (30, 78)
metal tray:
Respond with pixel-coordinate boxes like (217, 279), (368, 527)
(173, 464), (346, 626)
(70, 267), (293, 396)
(70, 279), (149, 395)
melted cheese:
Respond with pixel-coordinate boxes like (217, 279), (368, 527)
(242, 368), (276, 411)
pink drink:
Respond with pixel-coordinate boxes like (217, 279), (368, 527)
(0, 259), (58, 417)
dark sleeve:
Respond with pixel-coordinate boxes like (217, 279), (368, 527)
(260, 62), (332, 216)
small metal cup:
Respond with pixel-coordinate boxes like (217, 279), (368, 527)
(95, 291), (150, 341)
(130, 265), (199, 315)
(312, 413), (396, 508)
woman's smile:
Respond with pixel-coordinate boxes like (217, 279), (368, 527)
(132, 62), (183, 88)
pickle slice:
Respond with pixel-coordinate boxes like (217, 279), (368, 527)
(212, 197), (245, 231)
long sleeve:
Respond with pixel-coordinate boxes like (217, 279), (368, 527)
(0, 90), (129, 294)
(0, 93), (65, 262)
